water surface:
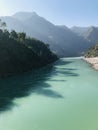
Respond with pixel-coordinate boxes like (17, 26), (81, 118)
(0, 58), (98, 130)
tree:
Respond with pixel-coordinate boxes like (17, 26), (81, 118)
(1, 22), (6, 31)
(10, 30), (18, 40)
(3, 30), (10, 38)
(0, 19), (2, 27)
(0, 19), (6, 31)
(18, 32), (26, 42)
(0, 29), (3, 39)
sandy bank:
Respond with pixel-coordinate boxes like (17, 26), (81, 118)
(83, 57), (98, 70)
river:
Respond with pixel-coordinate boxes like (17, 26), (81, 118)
(0, 58), (98, 130)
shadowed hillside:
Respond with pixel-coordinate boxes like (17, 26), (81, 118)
(0, 27), (58, 77)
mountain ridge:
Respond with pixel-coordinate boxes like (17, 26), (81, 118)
(1, 11), (97, 57)
(71, 26), (98, 43)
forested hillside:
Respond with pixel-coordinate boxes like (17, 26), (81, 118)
(0, 21), (58, 77)
(84, 43), (98, 57)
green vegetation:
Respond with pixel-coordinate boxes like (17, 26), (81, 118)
(0, 20), (58, 77)
(0, 19), (6, 31)
(84, 43), (98, 57)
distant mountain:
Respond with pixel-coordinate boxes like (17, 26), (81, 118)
(0, 12), (95, 57)
(71, 26), (89, 36)
(83, 26), (98, 43)
(71, 26), (98, 45)
(13, 12), (37, 21)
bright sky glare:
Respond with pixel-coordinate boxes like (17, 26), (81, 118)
(0, 0), (98, 27)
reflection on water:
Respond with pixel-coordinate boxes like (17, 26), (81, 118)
(0, 59), (78, 111)
(0, 58), (97, 130)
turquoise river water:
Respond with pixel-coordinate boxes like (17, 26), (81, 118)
(0, 58), (98, 130)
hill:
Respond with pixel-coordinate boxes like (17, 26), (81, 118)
(0, 12), (93, 57)
(84, 43), (98, 57)
(83, 27), (98, 43)
(71, 26), (98, 45)
(0, 29), (58, 77)
(71, 26), (89, 36)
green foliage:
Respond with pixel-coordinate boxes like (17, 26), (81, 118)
(0, 28), (58, 77)
(84, 43), (98, 57)
(10, 31), (26, 42)
(10, 30), (18, 40)
(17, 32), (26, 42)
(0, 19), (6, 31)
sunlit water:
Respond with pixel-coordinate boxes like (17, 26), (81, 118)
(0, 58), (98, 130)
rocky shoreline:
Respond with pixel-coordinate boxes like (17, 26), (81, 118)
(83, 57), (98, 70)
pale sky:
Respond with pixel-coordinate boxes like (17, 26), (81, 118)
(0, 0), (98, 27)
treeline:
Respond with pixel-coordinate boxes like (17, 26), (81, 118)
(0, 20), (58, 77)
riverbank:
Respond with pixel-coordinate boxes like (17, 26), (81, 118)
(83, 57), (98, 70)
